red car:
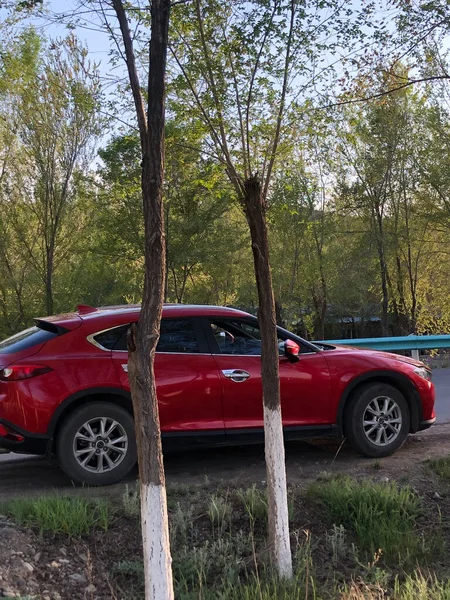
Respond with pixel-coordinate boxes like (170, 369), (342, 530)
(0, 304), (435, 485)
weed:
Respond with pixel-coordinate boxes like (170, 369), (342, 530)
(237, 484), (268, 523)
(167, 482), (195, 497)
(171, 502), (195, 546)
(207, 493), (232, 535)
(122, 484), (140, 518)
(214, 568), (317, 600)
(428, 456), (450, 481)
(112, 560), (145, 599)
(326, 524), (347, 565)
(394, 570), (450, 599)
(341, 571), (450, 600)
(0, 495), (110, 537)
(174, 544), (212, 590)
(292, 528), (315, 596)
(113, 560), (144, 582)
(306, 476), (421, 560)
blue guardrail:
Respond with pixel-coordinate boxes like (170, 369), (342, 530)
(317, 335), (450, 352)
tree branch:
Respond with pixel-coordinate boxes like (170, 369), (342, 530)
(262, 0), (295, 201)
(245, 0), (279, 176)
(321, 75), (450, 109)
(111, 0), (148, 151)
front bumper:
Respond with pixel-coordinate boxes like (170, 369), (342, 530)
(417, 416), (436, 431)
(0, 419), (50, 455)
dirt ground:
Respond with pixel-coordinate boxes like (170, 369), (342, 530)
(2, 424), (450, 599)
(2, 424), (450, 502)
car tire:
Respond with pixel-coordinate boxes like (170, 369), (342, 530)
(56, 402), (137, 486)
(345, 383), (410, 458)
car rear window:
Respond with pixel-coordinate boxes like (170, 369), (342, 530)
(0, 326), (58, 354)
(93, 325), (129, 350)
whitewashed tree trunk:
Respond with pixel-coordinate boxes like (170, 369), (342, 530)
(141, 484), (174, 598)
(263, 405), (293, 578)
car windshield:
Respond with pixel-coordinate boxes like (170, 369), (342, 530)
(0, 326), (57, 354)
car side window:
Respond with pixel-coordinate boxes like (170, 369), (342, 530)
(157, 319), (199, 353)
(210, 320), (284, 356)
(93, 319), (199, 353)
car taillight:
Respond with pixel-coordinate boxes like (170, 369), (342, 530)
(0, 365), (53, 381)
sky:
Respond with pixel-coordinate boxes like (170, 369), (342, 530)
(34, 1), (113, 70)
(11, 1), (142, 148)
(4, 0), (450, 154)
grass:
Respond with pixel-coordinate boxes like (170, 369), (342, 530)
(340, 572), (450, 599)
(428, 456), (450, 481)
(122, 483), (140, 518)
(207, 493), (232, 533)
(306, 476), (422, 560)
(4, 477), (449, 599)
(112, 478), (444, 596)
(0, 494), (110, 536)
(237, 484), (268, 523)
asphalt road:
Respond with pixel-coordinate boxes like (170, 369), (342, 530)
(433, 368), (450, 422)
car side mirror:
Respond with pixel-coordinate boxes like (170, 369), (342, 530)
(284, 339), (300, 363)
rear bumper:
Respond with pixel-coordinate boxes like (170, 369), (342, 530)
(417, 416), (436, 432)
(0, 419), (50, 455)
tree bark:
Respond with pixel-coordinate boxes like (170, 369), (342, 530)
(114, 0), (174, 597)
(373, 205), (390, 336)
(45, 247), (54, 315)
(242, 175), (293, 578)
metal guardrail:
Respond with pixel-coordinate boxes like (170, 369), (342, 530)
(317, 334), (450, 361)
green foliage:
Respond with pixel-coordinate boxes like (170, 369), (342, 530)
(306, 476), (422, 560)
(97, 125), (253, 307)
(109, 483), (447, 599)
(207, 493), (232, 534)
(2, 6), (450, 340)
(428, 457), (450, 481)
(0, 29), (102, 332)
(0, 495), (110, 536)
(237, 485), (268, 523)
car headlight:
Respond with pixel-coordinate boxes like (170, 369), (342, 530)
(414, 367), (432, 381)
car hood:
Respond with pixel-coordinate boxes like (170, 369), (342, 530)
(330, 345), (427, 369)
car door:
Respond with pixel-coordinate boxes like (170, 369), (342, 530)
(203, 317), (332, 435)
(111, 317), (225, 435)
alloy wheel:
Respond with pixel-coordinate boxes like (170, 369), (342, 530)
(362, 396), (402, 446)
(73, 416), (128, 473)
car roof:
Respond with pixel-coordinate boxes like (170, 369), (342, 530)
(38, 304), (253, 330)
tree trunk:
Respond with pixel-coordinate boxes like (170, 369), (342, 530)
(121, 0), (174, 598)
(373, 208), (389, 336)
(45, 247), (54, 315)
(275, 299), (285, 327)
(242, 175), (292, 578)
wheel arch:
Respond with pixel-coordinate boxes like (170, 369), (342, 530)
(47, 387), (133, 450)
(337, 371), (422, 436)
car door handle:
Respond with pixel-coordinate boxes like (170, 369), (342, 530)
(221, 369), (250, 382)
(122, 364), (129, 373)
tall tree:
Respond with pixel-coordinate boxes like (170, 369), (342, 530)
(0, 32), (101, 316)
(334, 76), (438, 335)
(169, 0), (385, 574)
(111, 0), (174, 598)
(0, 30), (100, 326)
